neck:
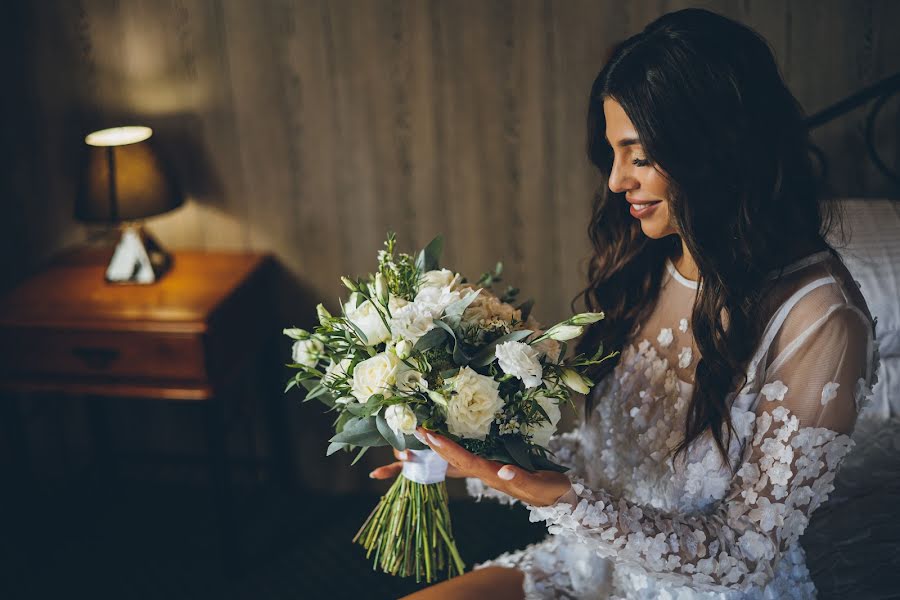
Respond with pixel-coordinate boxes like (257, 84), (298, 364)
(674, 239), (699, 282)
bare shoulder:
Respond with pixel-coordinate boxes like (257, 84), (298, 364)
(398, 566), (525, 600)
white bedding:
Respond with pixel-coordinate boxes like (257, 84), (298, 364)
(831, 198), (900, 418)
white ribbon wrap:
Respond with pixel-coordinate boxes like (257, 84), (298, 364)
(401, 448), (449, 484)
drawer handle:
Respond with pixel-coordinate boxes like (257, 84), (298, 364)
(71, 347), (121, 369)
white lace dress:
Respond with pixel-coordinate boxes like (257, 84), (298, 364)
(466, 250), (882, 599)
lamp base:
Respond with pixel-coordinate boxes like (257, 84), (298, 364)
(105, 224), (172, 284)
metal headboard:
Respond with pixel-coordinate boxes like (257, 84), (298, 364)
(804, 71), (900, 191)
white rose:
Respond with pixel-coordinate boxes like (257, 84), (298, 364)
(344, 297), (391, 346)
(444, 366), (504, 440)
(395, 368), (429, 393)
(525, 393), (561, 447)
(384, 403), (418, 436)
(495, 341), (543, 388)
(389, 301), (436, 345)
(420, 268), (461, 290)
(292, 338), (324, 367)
(351, 350), (403, 402)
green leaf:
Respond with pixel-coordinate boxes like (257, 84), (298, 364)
(416, 235), (444, 273)
(284, 378), (299, 394)
(375, 413), (406, 451)
(502, 436), (535, 471)
(343, 317), (369, 346)
(470, 329), (534, 367)
(329, 416), (390, 446)
(442, 289), (481, 329)
(351, 445), (370, 465)
(412, 327), (449, 353)
(517, 298), (535, 321)
(482, 447), (514, 464)
(404, 434), (429, 450)
(326, 441), (348, 456)
(530, 453), (570, 473)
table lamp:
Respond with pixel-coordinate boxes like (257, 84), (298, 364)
(76, 126), (183, 284)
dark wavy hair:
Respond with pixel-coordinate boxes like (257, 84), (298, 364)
(572, 8), (845, 463)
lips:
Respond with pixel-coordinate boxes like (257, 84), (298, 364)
(627, 198), (662, 209)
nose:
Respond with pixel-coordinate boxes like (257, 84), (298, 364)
(608, 157), (638, 194)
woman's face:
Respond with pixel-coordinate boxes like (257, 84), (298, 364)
(603, 97), (676, 239)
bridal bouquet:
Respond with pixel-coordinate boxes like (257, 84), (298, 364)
(283, 233), (613, 583)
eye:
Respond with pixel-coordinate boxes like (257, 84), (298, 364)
(632, 158), (651, 167)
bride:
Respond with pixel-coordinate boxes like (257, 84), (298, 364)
(369, 8), (880, 599)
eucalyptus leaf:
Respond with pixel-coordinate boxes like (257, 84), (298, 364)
(404, 434), (429, 450)
(375, 413), (406, 451)
(412, 327), (448, 353)
(329, 416), (389, 446)
(326, 441), (349, 456)
(442, 289), (481, 329)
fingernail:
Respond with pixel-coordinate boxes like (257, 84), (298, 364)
(398, 450), (408, 460)
(368, 471), (376, 478)
(413, 430), (426, 443)
(498, 466), (516, 480)
(426, 432), (442, 447)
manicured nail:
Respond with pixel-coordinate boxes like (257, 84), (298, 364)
(368, 471), (376, 478)
(425, 432), (442, 447)
(498, 466), (516, 480)
(398, 450), (408, 460)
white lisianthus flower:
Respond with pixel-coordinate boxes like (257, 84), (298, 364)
(420, 268), (462, 291)
(525, 393), (562, 447)
(351, 350), (404, 402)
(292, 338), (324, 367)
(384, 404), (418, 436)
(395, 339), (414, 360)
(389, 301), (437, 345)
(569, 312), (605, 325)
(343, 297), (391, 346)
(561, 368), (591, 394)
(414, 285), (464, 317)
(544, 324), (584, 341)
(323, 357), (353, 385)
(395, 368), (429, 393)
(444, 367), (504, 440)
(495, 341), (543, 388)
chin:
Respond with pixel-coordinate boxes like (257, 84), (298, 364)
(639, 220), (670, 239)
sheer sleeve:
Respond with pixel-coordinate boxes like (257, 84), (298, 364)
(523, 302), (877, 593)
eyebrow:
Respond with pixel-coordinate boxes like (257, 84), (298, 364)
(605, 136), (641, 148)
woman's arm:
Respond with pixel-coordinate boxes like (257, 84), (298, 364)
(524, 304), (876, 592)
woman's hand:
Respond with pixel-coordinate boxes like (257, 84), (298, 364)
(368, 447), (468, 480)
(411, 426), (573, 508)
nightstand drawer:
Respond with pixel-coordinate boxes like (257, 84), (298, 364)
(0, 328), (207, 382)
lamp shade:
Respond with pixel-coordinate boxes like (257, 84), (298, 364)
(76, 126), (183, 223)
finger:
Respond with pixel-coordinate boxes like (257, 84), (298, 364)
(368, 462), (403, 480)
(393, 448), (410, 461)
(415, 427), (495, 479)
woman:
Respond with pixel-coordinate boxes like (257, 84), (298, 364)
(370, 8), (880, 599)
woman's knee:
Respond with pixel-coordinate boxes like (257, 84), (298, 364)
(398, 566), (524, 600)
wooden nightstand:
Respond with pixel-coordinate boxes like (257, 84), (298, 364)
(0, 246), (292, 571)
